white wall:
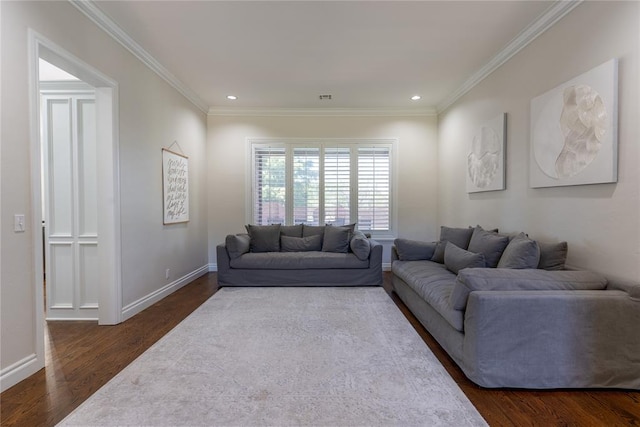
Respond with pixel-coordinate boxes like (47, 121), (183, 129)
(1, 1), (208, 389)
(437, 1), (639, 283)
(207, 114), (439, 266)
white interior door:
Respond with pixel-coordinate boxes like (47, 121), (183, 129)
(42, 88), (99, 320)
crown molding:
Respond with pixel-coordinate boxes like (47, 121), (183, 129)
(68, 0), (209, 114)
(208, 107), (437, 117)
(436, 0), (583, 114)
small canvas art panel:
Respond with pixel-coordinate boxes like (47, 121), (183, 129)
(530, 59), (618, 188)
(467, 113), (506, 193)
(162, 148), (189, 224)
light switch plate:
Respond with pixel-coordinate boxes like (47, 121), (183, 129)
(14, 214), (26, 232)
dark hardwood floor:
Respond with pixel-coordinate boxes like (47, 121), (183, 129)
(1, 272), (638, 426)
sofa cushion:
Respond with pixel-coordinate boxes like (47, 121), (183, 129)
(281, 235), (323, 252)
(350, 231), (371, 260)
(444, 242), (486, 274)
(450, 268), (608, 310)
(245, 224), (281, 252)
(538, 241), (568, 270)
(225, 234), (250, 260)
(229, 251), (369, 270)
(430, 226), (475, 263)
(394, 238), (437, 261)
(497, 233), (540, 269)
(392, 260), (464, 331)
(467, 226), (509, 268)
(440, 226), (474, 250)
(280, 225), (303, 238)
(302, 224), (325, 237)
(322, 225), (351, 253)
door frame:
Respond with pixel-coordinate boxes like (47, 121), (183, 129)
(28, 29), (122, 345)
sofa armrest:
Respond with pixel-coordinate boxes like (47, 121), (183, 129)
(216, 244), (231, 275)
(391, 245), (399, 262)
(368, 239), (383, 271)
(451, 268), (608, 310)
(462, 289), (640, 389)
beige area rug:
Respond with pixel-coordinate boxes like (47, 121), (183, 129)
(59, 287), (487, 426)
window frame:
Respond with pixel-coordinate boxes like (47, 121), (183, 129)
(247, 138), (397, 239)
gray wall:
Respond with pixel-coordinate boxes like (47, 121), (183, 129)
(1, 0), (208, 386)
(207, 114), (439, 266)
(437, 1), (639, 283)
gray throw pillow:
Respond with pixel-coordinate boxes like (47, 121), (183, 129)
(395, 238), (437, 261)
(440, 226), (474, 250)
(538, 241), (568, 270)
(430, 241), (446, 263)
(467, 226), (510, 268)
(280, 225), (303, 238)
(322, 225), (351, 253)
(225, 233), (250, 259)
(245, 224), (281, 252)
(350, 231), (371, 260)
(302, 224), (325, 237)
(497, 233), (540, 269)
(281, 235), (322, 252)
(444, 241), (486, 274)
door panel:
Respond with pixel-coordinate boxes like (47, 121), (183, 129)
(42, 91), (98, 320)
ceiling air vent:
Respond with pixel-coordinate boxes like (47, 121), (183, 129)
(319, 95), (332, 100)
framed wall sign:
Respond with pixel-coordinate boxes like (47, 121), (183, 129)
(162, 148), (189, 224)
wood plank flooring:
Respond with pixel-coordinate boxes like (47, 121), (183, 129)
(1, 272), (638, 426)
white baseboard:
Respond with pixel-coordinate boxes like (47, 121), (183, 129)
(208, 262), (217, 272)
(121, 264), (209, 322)
(0, 353), (43, 393)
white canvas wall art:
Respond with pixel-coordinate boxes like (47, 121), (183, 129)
(530, 59), (618, 188)
(467, 113), (506, 193)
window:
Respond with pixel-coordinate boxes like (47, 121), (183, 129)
(251, 139), (395, 235)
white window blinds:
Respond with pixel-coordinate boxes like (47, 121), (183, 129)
(250, 140), (394, 234)
(324, 147), (351, 226)
(358, 146), (391, 231)
(253, 147), (286, 225)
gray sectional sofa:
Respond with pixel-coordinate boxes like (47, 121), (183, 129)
(217, 224), (383, 286)
(391, 225), (640, 389)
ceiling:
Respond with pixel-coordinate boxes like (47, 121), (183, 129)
(93, 1), (556, 111)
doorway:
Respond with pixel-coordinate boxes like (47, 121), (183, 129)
(39, 59), (99, 320)
(29, 31), (123, 371)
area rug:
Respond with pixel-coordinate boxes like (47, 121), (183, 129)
(59, 287), (487, 426)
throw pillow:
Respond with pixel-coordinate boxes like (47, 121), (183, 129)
(467, 226), (510, 268)
(497, 233), (541, 269)
(350, 231), (371, 260)
(322, 225), (351, 253)
(280, 224), (303, 238)
(430, 241), (446, 263)
(225, 233), (250, 259)
(245, 224), (281, 252)
(440, 226), (474, 250)
(394, 238), (437, 261)
(538, 241), (568, 270)
(281, 235), (323, 252)
(444, 241), (486, 274)
(302, 224), (325, 237)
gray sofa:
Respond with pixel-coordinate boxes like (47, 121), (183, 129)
(217, 224), (383, 287)
(391, 226), (640, 389)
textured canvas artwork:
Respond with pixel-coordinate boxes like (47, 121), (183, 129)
(467, 113), (506, 193)
(530, 59), (618, 188)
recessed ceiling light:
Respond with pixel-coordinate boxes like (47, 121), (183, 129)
(411, 95), (421, 101)
(227, 95), (237, 100)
